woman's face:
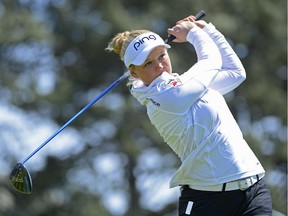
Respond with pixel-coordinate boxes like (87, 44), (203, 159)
(129, 46), (172, 86)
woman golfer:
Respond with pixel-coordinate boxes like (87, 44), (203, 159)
(106, 15), (272, 216)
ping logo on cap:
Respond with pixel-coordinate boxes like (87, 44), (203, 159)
(123, 32), (170, 68)
(133, 34), (157, 51)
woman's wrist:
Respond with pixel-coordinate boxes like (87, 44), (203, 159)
(186, 26), (201, 42)
(202, 22), (216, 34)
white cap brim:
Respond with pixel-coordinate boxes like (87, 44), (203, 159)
(124, 32), (170, 68)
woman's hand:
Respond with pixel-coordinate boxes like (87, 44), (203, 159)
(167, 16), (208, 43)
(178, 15), (208, 29)
(167, 21), (197, 43)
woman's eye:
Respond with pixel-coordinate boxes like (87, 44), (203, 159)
(144, 61), (152, 67)
(159, 53), (166, 60)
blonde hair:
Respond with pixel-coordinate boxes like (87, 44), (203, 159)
(105, 29), (150, 62)
(106, 30), (150, 87)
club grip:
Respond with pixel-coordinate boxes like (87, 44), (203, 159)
(165, 10), (206, 44)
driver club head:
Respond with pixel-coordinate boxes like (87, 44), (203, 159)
(10, 163), (33, 194)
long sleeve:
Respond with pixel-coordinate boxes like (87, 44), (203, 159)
(203, 23), (246, 95)
(150, 27), (222, 114)
(180, 26), (222, 87)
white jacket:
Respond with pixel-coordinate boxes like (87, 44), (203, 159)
(130, 23), (265, 188)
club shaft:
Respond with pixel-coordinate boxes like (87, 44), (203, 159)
(21, 10), (206, 164)
(165, 10), (206, 44)
(22, 71), (129, 164)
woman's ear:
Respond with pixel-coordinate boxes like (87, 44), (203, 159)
(129, 67), (139, 78)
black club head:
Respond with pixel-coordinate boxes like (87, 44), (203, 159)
(10, 163), (33, 194)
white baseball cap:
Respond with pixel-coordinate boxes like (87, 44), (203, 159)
(123, 32), (170, 68)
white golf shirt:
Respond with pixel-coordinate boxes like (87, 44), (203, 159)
(130, 23), (265, 188)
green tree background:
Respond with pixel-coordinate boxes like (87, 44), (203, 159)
(0, 0), (286, 215)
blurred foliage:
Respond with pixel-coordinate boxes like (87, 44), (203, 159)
(0, 0), (287, 215)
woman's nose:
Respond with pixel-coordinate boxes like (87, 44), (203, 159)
(156, 61), (164, 70)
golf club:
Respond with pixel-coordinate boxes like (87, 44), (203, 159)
(165, 10), (206, 44)
(10, 10), (206, 194)
(9, 70), (129, 194)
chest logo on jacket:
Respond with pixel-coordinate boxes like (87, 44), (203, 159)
(167, 78), (181, 87)
(146, 98), (160, 107)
